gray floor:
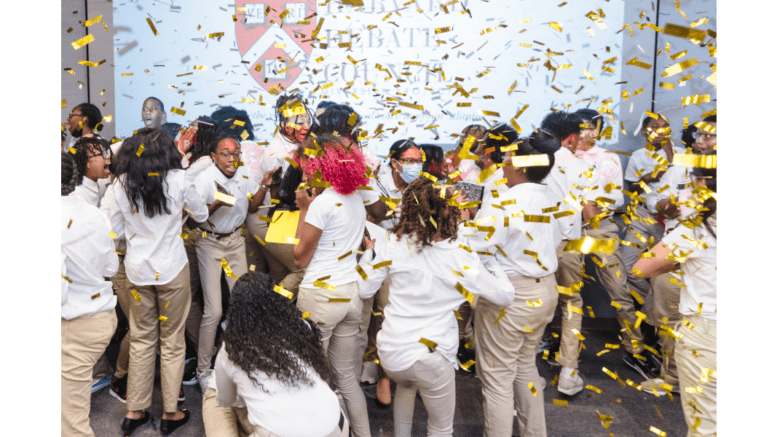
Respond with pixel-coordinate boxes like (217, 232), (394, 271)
(88, 326), (687, 437)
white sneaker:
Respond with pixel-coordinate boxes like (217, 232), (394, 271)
(198, 369), (214, 393)
(360, 361), (378, 385)
(558, 367), (584, 396)
(640, 377), (677, 396)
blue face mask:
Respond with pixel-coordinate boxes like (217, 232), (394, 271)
(398, 162), (422, 184)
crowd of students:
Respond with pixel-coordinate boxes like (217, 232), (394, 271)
(61, 93), (717, 437)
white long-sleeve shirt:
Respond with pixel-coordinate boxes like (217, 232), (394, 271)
(357, 234), (514, 372)
(61, 195), (118, 320)
(465, 182), (561, 277)
(108, 170), (208, 286)
(214, 345), (340, 437)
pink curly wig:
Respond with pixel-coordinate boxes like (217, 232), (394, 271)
(301, 135), (369, 195)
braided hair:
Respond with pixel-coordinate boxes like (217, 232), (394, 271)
(61, 151), (79, 196)
(392, 177), (459, 251)
(275, 91), (310, 142)
(188, 116), (223, 163)
(74, 103), (104, 133)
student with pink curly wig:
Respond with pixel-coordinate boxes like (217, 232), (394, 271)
(292, 134), (372, 437)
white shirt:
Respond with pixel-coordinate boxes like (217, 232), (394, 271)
(465, 183), (561, 277)
(108, 170), (209, 286)
(374, 172), (401, 231)
(661, 215), (717, 320)
(100, 184), (127, 255)
(358, 175), (381, 206)
(575, 145), (626, 209)
(478, 167), (506, 208)
(70, 177), (102, 207)
(256, 133), (298, 206)
(193, 163), (260, 233)
(651, 164), (696, 232)
(357, 234), (513, 372)
(624, 145), (685, 214)
(301, 188), (366, 288)
(61, 195), (118, 320)
(184, 156), (213, 189)
(215, 345), (340, 437)
(544, 148), (605, 240)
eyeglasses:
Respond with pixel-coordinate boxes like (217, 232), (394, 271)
(216, 151), (242, 159)
(68, 113), (83, 120)
(398, 158), (423, 165)
(693, 133), (717, 141)
(89, 148), (111, 159)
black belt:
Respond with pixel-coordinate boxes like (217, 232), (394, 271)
(200, 227), (240, 240)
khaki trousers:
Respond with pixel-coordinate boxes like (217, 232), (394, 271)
(242, 218), (268, 274)
(245, 213), (305, 298)
(297, 282), (371, 437)
(202, 387), (255, 437)
(476, 274), (558, 437)
(620, 205), (664, 320)
(676, 315), (717, 437)
(651, 272), (682, 386)
(554, 242), (585, 369)
(113, 259), (131, 379)
(127, 264), (191, 413)
(116, 228), (203, 378)
(196, 230), (248, 374)
(62, 309), (117, 437)
(354, 295), (373, 381)
(384, 351), (457, 437)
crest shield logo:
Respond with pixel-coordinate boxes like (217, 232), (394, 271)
(236, 0), (317, 92)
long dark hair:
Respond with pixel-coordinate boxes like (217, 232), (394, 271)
(73, 136), (111, 185)
(113, 127), (183, 218)
(222, 272), (330, 391)
(393, 177), (459, 250)
(269, 166), (303, 215)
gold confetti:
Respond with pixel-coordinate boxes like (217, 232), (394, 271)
(301, 311), (311, 318)
(672, 153), (716, 168)
(663, 23), (706, 43)
(61, 274), (73, 283)
(146, 18), (158, 36)
(663, 58), (699, 77)
(625, 57), (652, 69)
(553, 399), (568, 406)
(529, 382), (538, 396)
(220, 258), (240, 279)
(510, 155), (550, 167)
(274, 284), (293, 299)
(171, 107), (186, 116)
(419, 338), (437, 350)
(586, 385), (602, 394)
(131, 289), (141, 302)
(71, 34), (95, 50)
(649, 426), (667, 437)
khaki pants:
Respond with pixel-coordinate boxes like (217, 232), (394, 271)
(620, 205), (664, 319)
(354, 296), (373, 381)
(676, 314), (716, 437)
(116, 229), (203, 378)
(476, 274), (558, 437)
(127, 264), (191, 413)
(242, 218), (268, 274)
(554, 242), (585, 369)
(202, 387), (255, 437)
(297, 282), (371, 437)
(113, 259), (131, 379)
(245, 213), (305, 298)
(62, 309), (118, 437)
(652, 272), (682, 386)
(196, 230), (248, 374)
(384, 351), (457, 437)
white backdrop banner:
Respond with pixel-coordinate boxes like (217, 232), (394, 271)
(114, 0), (626, 154)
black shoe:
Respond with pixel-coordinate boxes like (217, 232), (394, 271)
(120, 411), (155, 436)
(160, 409), (190, 435)
(645, 349), (663, 371)
(109, 375), (127, 404)
(623, 352), (659, 380)
(178, 384), (185, 403)
(543, 341), (561, 367)
(182, 357), (198, 386)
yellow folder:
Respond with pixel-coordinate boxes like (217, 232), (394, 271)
(265, 210), (301, 244)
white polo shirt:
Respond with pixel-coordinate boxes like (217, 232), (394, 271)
(624, 145), (685, 214)
(661, 215), (717, 320)
(61, 195), (118, 320)
(193, 162), (260, 234)
(465, 182), (561, 278)
(544, 147), (606, 240)
(301, 188), (366, 288)
(108, 170), (209, 286)
(357, 234), (513, 372)
(575, 145), (626, 209)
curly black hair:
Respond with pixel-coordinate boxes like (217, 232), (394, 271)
(211, 106), (256, 141)
(113, 127), (183, 218)
(188, 115), (223, 163)
(392, 177), (459, 250)
(61, 151), (78, 196)
(540, 111), (583, 141)
(72, 136), (111, 185)
(222, 272), (331, 392)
